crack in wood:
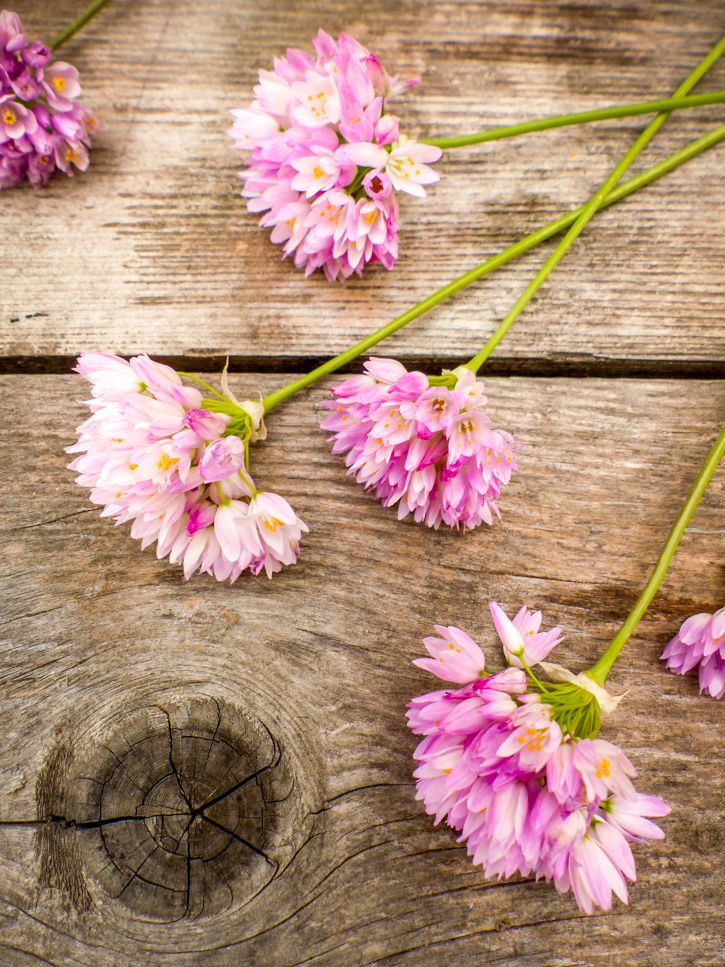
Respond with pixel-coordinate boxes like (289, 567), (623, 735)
(31, 698), (302, 921)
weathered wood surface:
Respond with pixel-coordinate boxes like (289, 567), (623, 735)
(2, 0), (725, 370)
(2, 0), (725, 964)
(0, 375), (723, 966)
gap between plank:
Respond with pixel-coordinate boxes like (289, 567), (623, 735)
(1, 355), (724, 379)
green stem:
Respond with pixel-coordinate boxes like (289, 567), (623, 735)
(50, 0), (113, 50)
(261, 123), (724, 413)
(177, 372), (226, 400)
(466, 34), (725, 374)
(588, 425), (725, 685)
(423, 91), (725, 149)
(237, 466), (259, 496)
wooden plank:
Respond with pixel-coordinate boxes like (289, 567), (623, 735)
(0, 374), (722, 965)
(3, 0), (724, 368)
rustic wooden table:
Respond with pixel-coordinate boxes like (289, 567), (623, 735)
(1, 1), (724, 965)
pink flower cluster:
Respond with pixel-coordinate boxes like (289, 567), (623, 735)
(0, 10), (96, 189)
(408, 603), (670, 914)
(68, 353), (307, 580)
(661, 607), (724, 700)
(228, 30), (441, 281)
(321, 357), (519, 529)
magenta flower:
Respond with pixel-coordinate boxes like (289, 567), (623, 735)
(68, 353), (307, 581)
(321, 357), (519, 529)
(0, 10), (97, 189)
(661, 607), (725, 699)
(228, 30), (440, 281)
(407, 605), (670, 914)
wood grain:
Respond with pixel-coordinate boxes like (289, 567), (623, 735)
(0, 374), (722, 965)
(2, 0), (724, 370)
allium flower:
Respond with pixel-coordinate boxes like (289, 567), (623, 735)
(321, 358), (519, 529)
(488, 601), (563, 668)
(0, 10), (97, 189)
(228, 30), (441, 281)
(661, 607), (725, 699)
(407, 603), (669, 914)
(68, 353), (307, 580)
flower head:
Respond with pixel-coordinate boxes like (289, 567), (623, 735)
(228, 30), (441, 281)
(407, 603), (669, 914)
(321, 359), (519, 529)
(0, 10), (97, 189)
(661, 607), (724, 699)
(68, 353), (307, 581)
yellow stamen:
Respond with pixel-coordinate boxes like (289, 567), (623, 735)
(3, 109), (17, 126)
(595, 757), (611, 779)
(156, 453), (178, 472)
(52, 76), (67, 92)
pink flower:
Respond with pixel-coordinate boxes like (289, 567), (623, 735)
(0, 11), (97, 189)
(228, 30), (440, 281)
(661, 607), (724, 699)
(198, 437), (246, 482)
(68, 353), (307, 581)
(321, 358), (519, 529)
(407, 603), (670, 914)
(496, 702), (563, 772)
(489, 601), (563, 667)
(573, 738), (637, 801)
(414, 625), (487, 683)
(343, 134), (441, 197)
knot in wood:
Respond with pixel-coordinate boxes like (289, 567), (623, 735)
(41, 697), (294, 921)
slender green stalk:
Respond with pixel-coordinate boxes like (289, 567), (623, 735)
(177, 372), (226, 400)
(50, 0), (113, 50)
(260, 123), (724, 414)
(588, 426), (725, 685)
(423, 90), (725, 149)
(466, 34), (725, 374)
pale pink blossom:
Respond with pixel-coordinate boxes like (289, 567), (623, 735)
(661, 607), (725, 699)
(228, 30), (440, 281)
(489, 601), (563, 668)
(414, 625), (487, 684)
(344, 134), (441, 197)
(407, 603), (669, 914)
(322, 358), (519, 529)
(68, 353), (307, 581)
